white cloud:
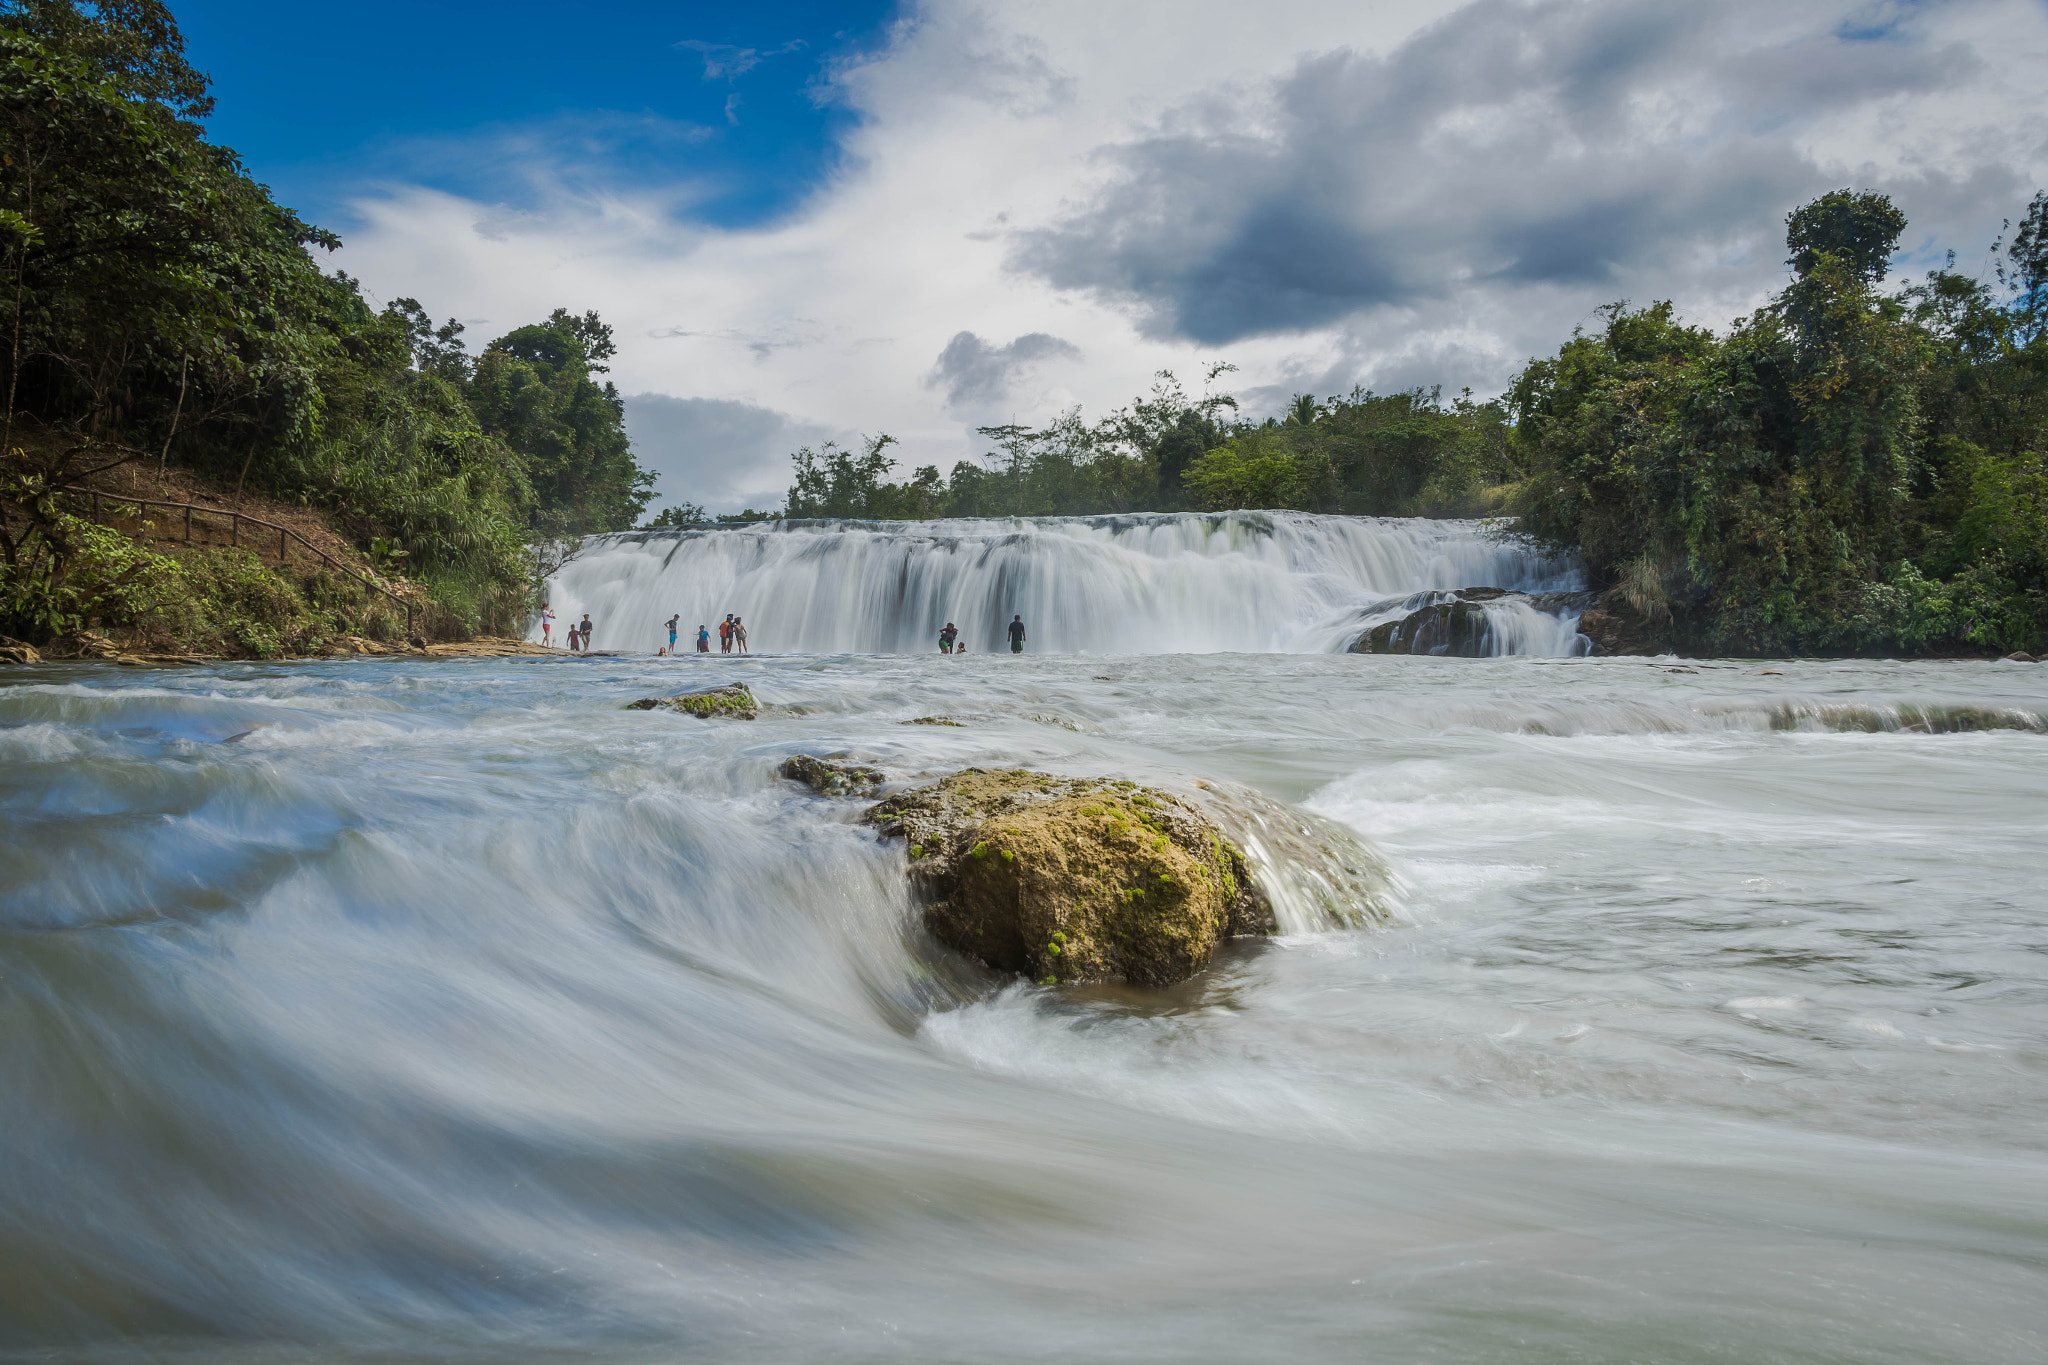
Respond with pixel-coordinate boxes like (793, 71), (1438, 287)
(329, 0), (2048, 505)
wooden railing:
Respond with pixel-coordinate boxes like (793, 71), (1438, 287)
(63, 486), (415, 637)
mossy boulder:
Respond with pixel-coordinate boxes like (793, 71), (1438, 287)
(780, 754), (885, 797)
(862, 768), (1273, 988)
(624, 682), (758, 719)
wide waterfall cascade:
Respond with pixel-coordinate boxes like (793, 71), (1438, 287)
(542, 511), (1585, 656)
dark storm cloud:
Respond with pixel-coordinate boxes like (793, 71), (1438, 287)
(1011, 0), (1984, 343)
(623, 394), (832, 512)
(926, 330), (1083, 408)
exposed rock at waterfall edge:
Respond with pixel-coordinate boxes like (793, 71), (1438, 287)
(1576, 589), (1668, 656)
(1350, 586), (1591, 656)
(861, 768), (1273, 988)
(625, 682), (758, 719)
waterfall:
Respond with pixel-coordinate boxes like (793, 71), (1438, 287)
(541, 511), (1585, 656)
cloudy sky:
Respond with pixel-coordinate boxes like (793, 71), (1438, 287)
(181, 0), (2048, 513)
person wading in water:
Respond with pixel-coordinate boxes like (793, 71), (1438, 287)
(696, 624), (711, 653)
(719, 615), (734, 653)
(1007, 614), (1026, 654)
(664, 614), (679, 653)
(733, 617), (749, 654)
(939, 622), (958, 653)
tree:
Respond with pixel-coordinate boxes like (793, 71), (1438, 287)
(1785, 189), (1907, 284)
(468, 312), (653, 536)
(643, 501), (707, 528)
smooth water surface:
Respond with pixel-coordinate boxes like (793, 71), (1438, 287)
(3, 651), (2045, 1363)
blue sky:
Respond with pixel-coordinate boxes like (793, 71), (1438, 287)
(177, 0), (898, 232)
(173, 1), (2048, 514)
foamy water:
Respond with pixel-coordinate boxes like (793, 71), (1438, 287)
(3, 650), (2045, 1363)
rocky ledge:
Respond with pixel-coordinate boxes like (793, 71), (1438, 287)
(624, 682), (758, 719)
(860, 768), (1273, 987)
(1350, 586), (1591, 656)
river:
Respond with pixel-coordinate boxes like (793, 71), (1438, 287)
(2, 516), (2045, 1363)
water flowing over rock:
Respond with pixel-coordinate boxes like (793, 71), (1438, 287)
(542, 511), (1582, 655)
(1350, 587), (1592, 657)
(1188, 782), (1395, 933)
(863, 769), (1274, 987)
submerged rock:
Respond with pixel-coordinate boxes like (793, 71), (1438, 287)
(624, 682), (758, 719)
(863, 769), (1274, 987)
(1350, 587), (1590, 656)
(780, 754), (885, 797)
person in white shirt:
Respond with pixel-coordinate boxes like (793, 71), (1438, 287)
(540, 604), (554, 646)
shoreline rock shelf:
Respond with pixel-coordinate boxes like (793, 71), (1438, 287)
(860, 768), (1275, 988)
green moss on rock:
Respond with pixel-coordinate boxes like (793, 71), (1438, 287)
(861, 768), (1273, 988)
(626, 683), (758, 719)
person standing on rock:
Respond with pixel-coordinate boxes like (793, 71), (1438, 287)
(719, 616), (734, 654)
(664, 614), (680, 653)
(734, 617), (749, 654)
(939, 622), (958, 653)
(697, 624), (711, 653)
(540, 603), (554, 647)
(567, 621), (580, 652)
(1008, 614), (1026, 654)
(579, 614), (594, 651)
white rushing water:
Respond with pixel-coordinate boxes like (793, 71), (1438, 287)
(3, 649), (2046, 1364)
(541, 511), (1586, 656)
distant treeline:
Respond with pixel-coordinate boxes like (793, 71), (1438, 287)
(748, 190), (2048, 657)
(0, 0), (656, 645)
(757, 371), (1518, 524)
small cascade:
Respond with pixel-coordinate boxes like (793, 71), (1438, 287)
(543, 511), (1586, 656)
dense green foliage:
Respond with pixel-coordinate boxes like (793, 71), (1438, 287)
(768, 366), (1519, 523)
(1510, 191), (2048, 656)
(0, 0), (653, 645)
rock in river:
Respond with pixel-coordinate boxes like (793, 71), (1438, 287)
(624, 682), (758, 719)
(779, 754), (885, 797)
(861, 768), (1273, 987)
(1350, 586), (1591, 656)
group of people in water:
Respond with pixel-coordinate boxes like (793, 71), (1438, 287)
(937, 615), (1028, 654)
(537, 606), (599, 651)
(653, 613), (747, 655)
(536, 604), (1029, 655)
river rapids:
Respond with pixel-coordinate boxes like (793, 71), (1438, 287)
(3, 514), (2045, 1363)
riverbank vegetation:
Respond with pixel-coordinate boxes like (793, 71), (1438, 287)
(758, 191), (2048, 657)
(0, 0), (655, 653)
